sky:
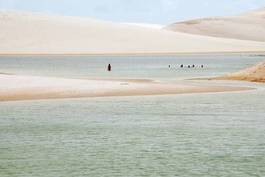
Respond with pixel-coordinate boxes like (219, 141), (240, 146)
(0, 0), (265, 24)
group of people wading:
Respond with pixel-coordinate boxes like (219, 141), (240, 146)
(169, 64), (204, 69)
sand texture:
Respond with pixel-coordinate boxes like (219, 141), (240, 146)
(0, 11), (265, 55)
(0, 74), (250, 102)
(165, 8), (265, 42)
(218, 61), (265, 83)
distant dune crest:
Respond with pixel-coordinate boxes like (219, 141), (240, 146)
(165, 8), (265, 42)
(243, 8), (265, 17)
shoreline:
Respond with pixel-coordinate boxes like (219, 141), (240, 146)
(215, 76), (265, 83)
(1, 51), (265, 57)
(0, 74), (252, 102)
(193, 77), (265, 84)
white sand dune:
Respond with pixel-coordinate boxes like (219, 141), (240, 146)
(1, 11), (265, 55)
(123, 23), (163, 29)
(165, 8), (265, 42)
(219, 61), (265, 83)
(0, 74), (250, 102)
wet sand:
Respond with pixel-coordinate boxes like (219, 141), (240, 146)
(0, 74), (251, 102)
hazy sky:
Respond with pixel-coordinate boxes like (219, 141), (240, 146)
(0, 0), (265, 24)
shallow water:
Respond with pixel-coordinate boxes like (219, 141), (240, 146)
(0, 54), (263, 80)
(0, 55), (265, 177)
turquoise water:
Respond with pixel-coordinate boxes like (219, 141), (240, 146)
(0, 55), (265, 176)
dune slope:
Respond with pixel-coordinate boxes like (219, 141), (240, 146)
(1, 11), (265, 54)
(219, 61), (265, 83)
(165, 8), (265, 42)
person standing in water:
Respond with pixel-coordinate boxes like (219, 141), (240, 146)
(108, 64), (112, 71)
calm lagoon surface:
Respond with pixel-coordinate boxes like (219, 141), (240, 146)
(0, 54), (265, 177)
(0, 54), (264, 80)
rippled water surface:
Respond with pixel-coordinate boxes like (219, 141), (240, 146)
(0, 55), (265, 177)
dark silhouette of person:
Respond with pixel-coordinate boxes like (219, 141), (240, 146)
(201, 65), (204, 68)
(180, 64), (184, 68)
(188, 65), (191, 68)
(169, 65), (171, 68)
(192, 65), (195, 68)
(108, 64), (112, 71)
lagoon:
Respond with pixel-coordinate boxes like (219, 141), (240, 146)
(0, 54), (265, 176)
